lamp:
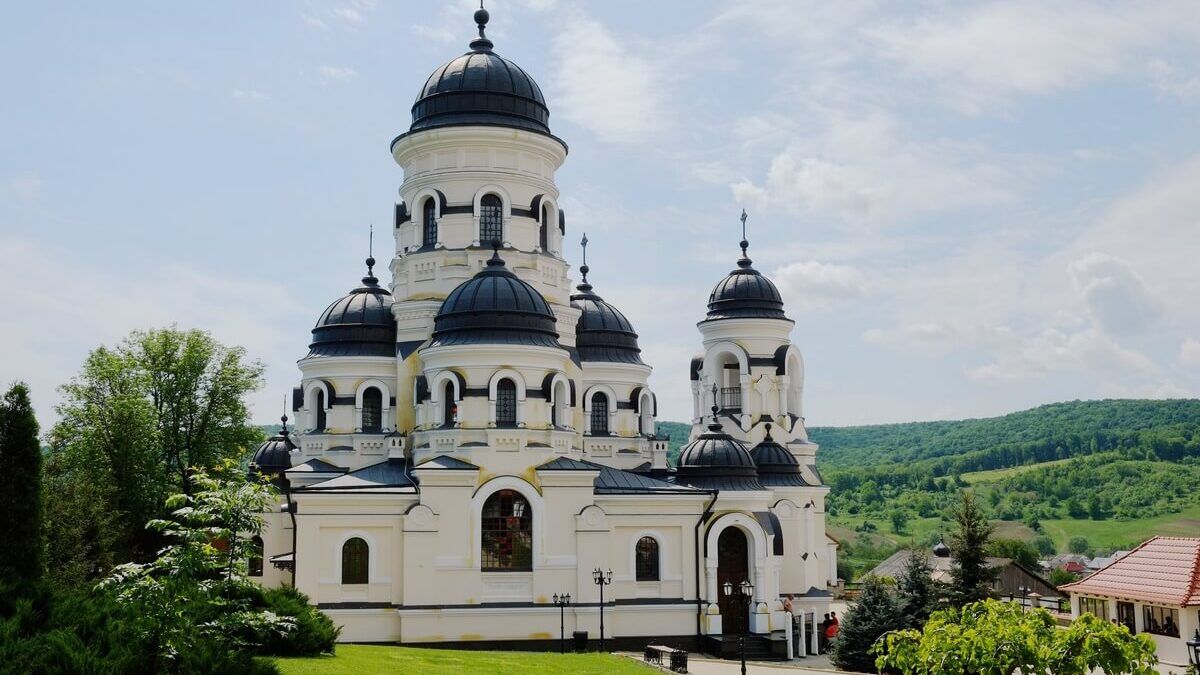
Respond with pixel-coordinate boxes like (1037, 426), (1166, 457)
(1186, 628), (1200, 666)
(593, 568), (613, 652)
(552, 593), (571, 653)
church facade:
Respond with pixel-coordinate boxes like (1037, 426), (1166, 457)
(248, 8), (836, 648)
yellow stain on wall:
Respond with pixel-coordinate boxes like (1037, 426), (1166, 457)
(535, 595), (548, 604)
(459, 633), (484, 641)
(528, 632), (552, 639)
(520, 466), (544, 492)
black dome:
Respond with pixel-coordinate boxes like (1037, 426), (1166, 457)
(933, 540), (951, 558)
(750, 425), (808, 487)
(405, 9), (556, 142)
(431, 250), (561, 348)
(571, 277), (643, 365)
(249, 418), (297, 486)
(309, 260), (397, 358)
(706, 250), (788, 321)
(675, 417), (763, 491)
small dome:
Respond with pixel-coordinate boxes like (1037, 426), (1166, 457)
(706, 253), (788, 321)
(933, 539), (951, 558)
(249, 416), (298, 485)
(675, 414), (763, 491)
(404, 9), (557, 143)
(571, 276), (643, 364)
(750, 424), (809, 487)
(309, 259), (397, 358)
(431, 250), (560, 348)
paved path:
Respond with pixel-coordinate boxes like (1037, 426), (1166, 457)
(619, 652), (855, 675)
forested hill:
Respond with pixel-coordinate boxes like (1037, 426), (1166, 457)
(810, 399), (1200, 470)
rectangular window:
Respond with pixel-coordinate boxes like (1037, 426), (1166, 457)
(1142, 605), (1180, 637)
(1079, 596), (1108, 621)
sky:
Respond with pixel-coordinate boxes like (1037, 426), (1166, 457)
(2, 0), (1199, 429)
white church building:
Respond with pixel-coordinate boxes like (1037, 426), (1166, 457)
(248, 7), (836, 653)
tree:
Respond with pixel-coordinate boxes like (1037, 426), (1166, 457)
(895, 550), (938, 629)
(947, 491), (995, 606)
(831, 576), (900, 673)
(1032, 535), (1056, 556)
(98, 461), (291, 672)
(1068, 536), (1089, 555)
(48, 327), (264, 567)
(0, 382), (44, 585)
(1048, 567), (1076, 587)
(874, 599), (1158, 675)
(987, 538), (1040, 569)
(891, 510), (909, 534)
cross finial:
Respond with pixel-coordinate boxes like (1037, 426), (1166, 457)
(738, 209), (749, 259)
(579, 232), (590, 285)
(280, 395), (290, 437)
(364, 225), (377, 281)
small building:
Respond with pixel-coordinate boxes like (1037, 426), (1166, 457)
(866, 542), (1058, 608)
(1061, 537), (1200, 666)
(1086, 550), (1131, 573)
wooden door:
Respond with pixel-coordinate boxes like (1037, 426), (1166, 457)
(716, 528), (750, 633)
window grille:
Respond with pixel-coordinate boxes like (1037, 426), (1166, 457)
(635, 536), (660, 581)
(341, 537), (369, 584)
(362, 387), (383, 432)
(495, 379), (517, 426)
(481, 490), (532, 571)
(480, 194), (504, 244)
(422, 197), (437, 245)
(590, 393), (609, 434)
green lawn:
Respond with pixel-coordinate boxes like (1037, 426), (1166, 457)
(959, 458), (1074, 484)
(274, 644), (656, 675)
(1039, 502), (1200, 551)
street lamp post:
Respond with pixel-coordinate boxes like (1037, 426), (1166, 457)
(1186, 628), (1200, 667)
(1018, 585), (1029, 611)
(724, 578), (755, 675)
(553, 593), (571, 653)
(593, 568), (612, 652)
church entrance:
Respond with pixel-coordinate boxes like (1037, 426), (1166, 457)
(716, 527), (750, 633)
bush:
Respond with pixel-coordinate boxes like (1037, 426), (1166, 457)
(257, 586), (340, 656)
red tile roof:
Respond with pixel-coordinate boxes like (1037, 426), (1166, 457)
(1061, 537), (1200, 607)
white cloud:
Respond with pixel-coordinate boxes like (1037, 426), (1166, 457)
(8, 172), (43, 202)
(231, 88), (270, 102)
(0, 236), (310, 428)
(1180, 338), (1200, 367)
(772, 260), (867, 310)
(551, 11), (667, 143)
(867, 1), (1197, 112)
(966, 327), (1157, 382)
(1148, 58), (1200, 101)
(331, 7), (364, 25)
(301, 14), (327, 30)
(1068, 253), (1160, 335)
(410, 24), (457, 44)
(315, 65), (359, 84)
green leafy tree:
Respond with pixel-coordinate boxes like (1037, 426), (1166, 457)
(947, 491), (995, 606)
(48, 327), (264, 569)
(895, 550), (939, 629)
(0, 382), (44, 585)
(831, 576), (900, 673)
(874, 599), (1158, 675)
(1048, 567), (1076, 587)
(1032, 535), (1056, 556)
(98, 461), (291, 672)
(1068, 536), (1089, 554)
(987, 538), (1040, 569)
(891, 510), (909, 534)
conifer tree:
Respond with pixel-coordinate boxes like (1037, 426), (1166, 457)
(0, 381), (44, 584)
(831, 576), (900, 674)
(948, 491), (995, 606)
(896, 550), (939, 629)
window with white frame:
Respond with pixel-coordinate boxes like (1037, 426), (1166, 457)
(590, 392), (609, 435)
(1079, 596), (1108, 620)
(361, 387), (383, 432)
(480, 194), (503, 244)
(1143, 604), (1180, 637)
(495, 379), (517, 426)
(341, 537), (369, 584)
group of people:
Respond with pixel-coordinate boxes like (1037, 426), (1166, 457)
(819, 611), (840, 652)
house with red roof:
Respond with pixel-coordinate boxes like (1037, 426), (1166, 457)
(1060, 536), (1200, 666)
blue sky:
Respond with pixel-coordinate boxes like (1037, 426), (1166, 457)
(2, 0), (1198, 427)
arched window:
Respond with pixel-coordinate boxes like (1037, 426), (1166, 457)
(495, 379), (517, 426)
(341, 537), (369, 584)
(590, 392), (609, 435)
(314, 389), (326, 431)
(640, 394), (653, 435)
(362, 387), (382, 433)
(481, 490), (532, 571)
(635, 536), (659, 581)
(539, 204), (549, 251)
(480, 193), (504, 244)
(442, 381), (456, 426)
(552, 380), (569, 428)
(248, 535), (264, 577)
(422, 197), (437, 246)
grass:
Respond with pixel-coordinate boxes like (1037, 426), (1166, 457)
(959, 458), (1075, 484)
(274, 644), (656, 675)
(1039, 502), (1200, 551)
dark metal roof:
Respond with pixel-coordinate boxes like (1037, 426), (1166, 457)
(416, 455), (479, 470)
(751, 426), (810, 487)
(248, 418), (297, 485)
(298, 458), (416, 492)
(675, 416), (764, 491)
(430, 250), (561, 348)
(705, 247), (789, 321)
(570, 280), (643, 365)
(396, 8), (564, 151)
(537, 457), (703, 495)
(285, 457), (347, 474)
(308, 259), (397, 358)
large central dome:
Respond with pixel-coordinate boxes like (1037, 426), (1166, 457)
(407, 8), (554, 139)
(430, 249), (561, 348)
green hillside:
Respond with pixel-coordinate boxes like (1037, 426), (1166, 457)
(809, 399), (1200, 579)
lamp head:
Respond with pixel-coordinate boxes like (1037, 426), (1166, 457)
(723, 581), (733, 597)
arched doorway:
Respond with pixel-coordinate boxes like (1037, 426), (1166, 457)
(716, 527), (750, 632)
